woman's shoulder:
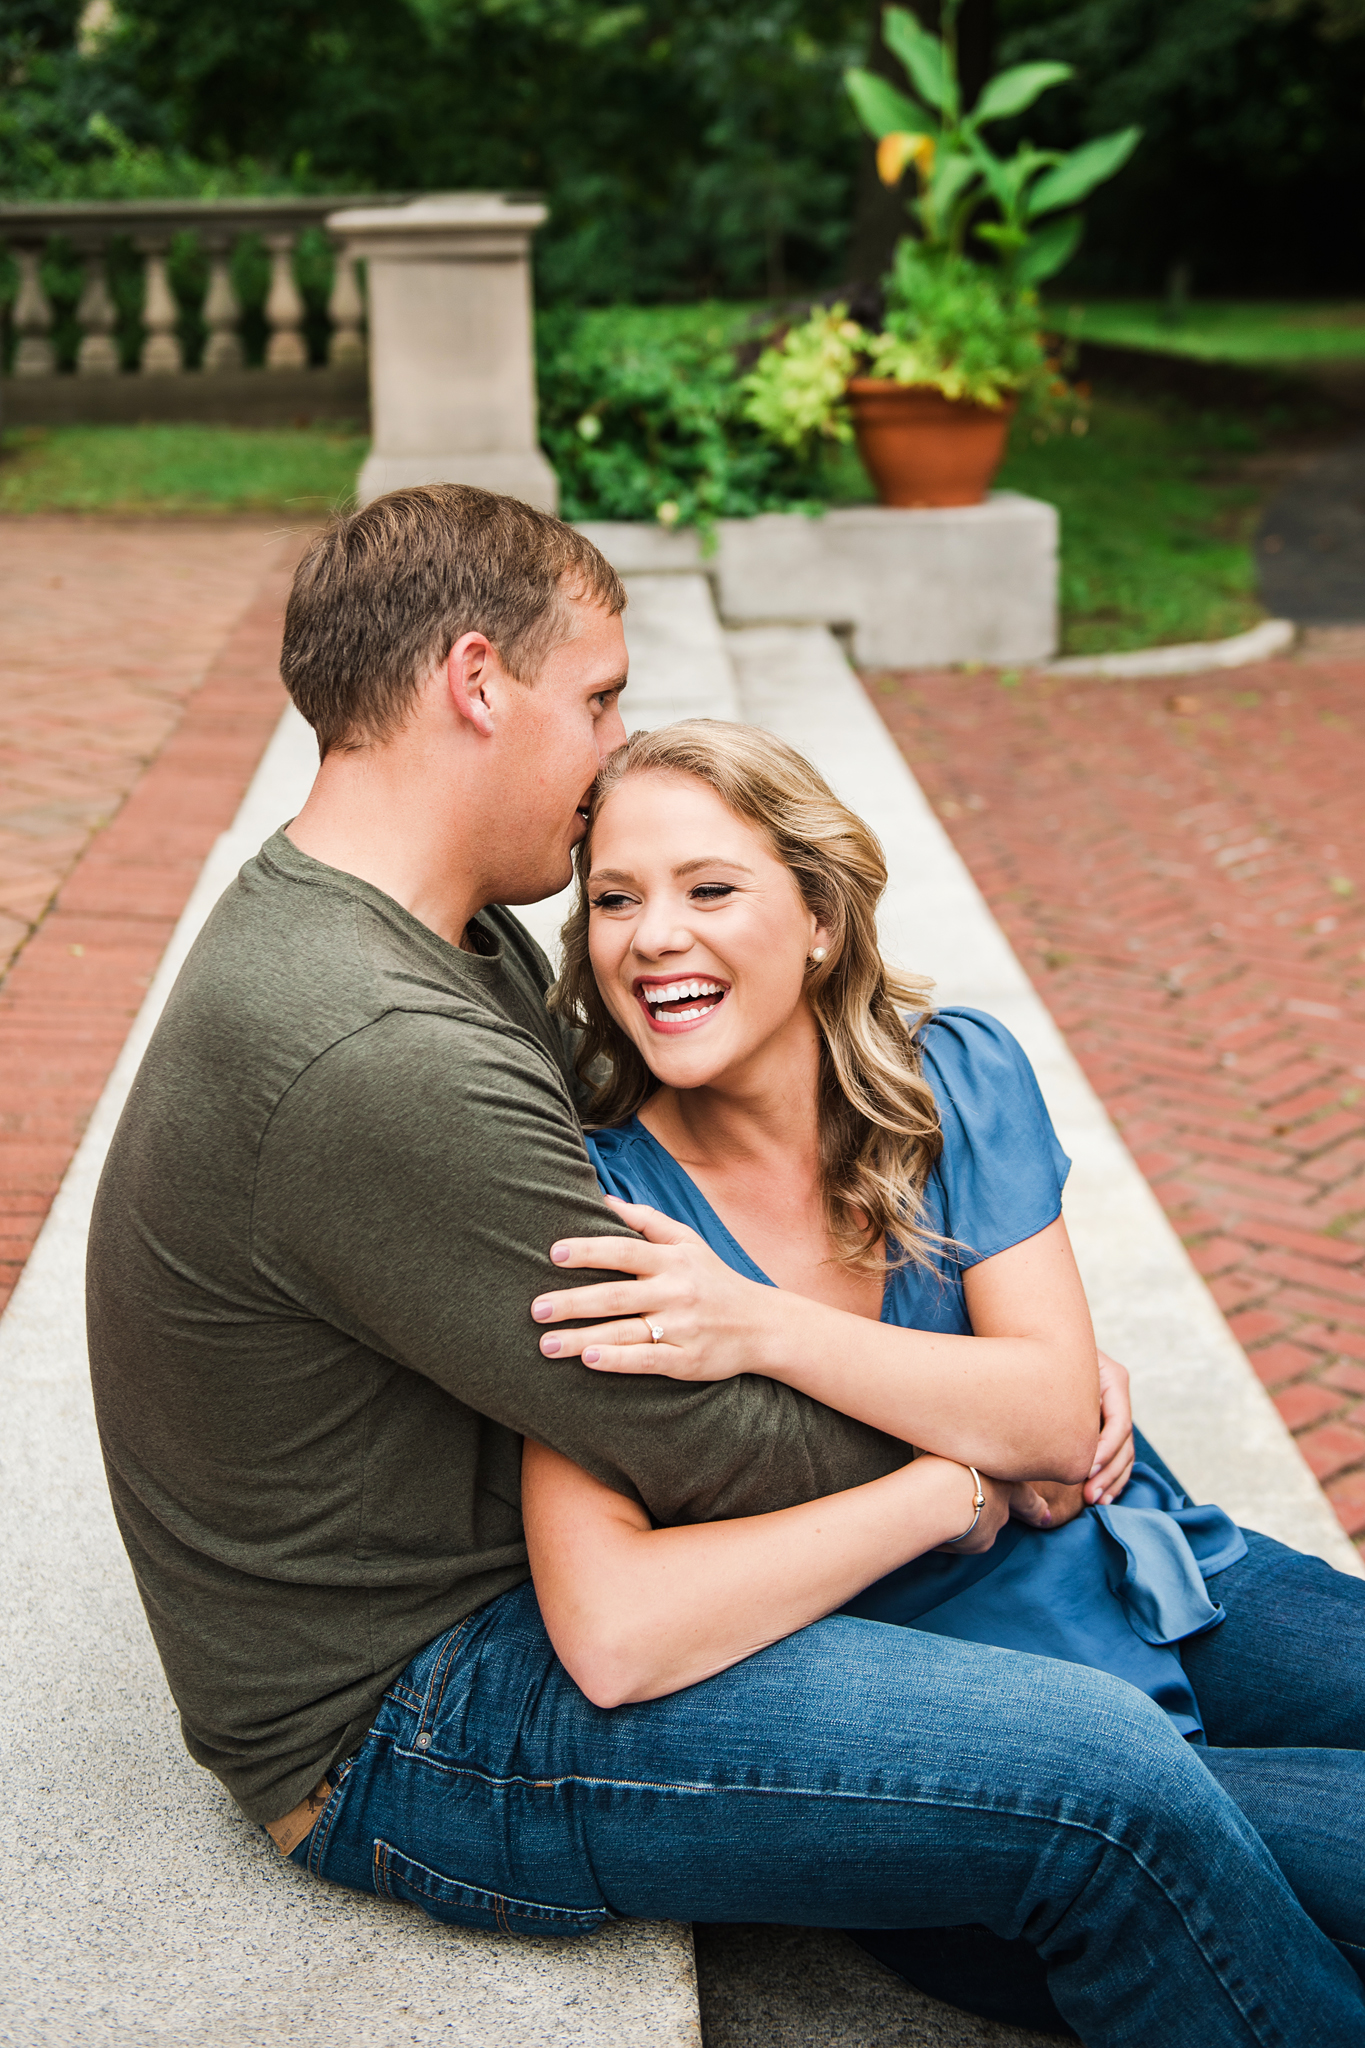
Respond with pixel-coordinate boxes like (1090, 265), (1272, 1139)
(911, 1008), (1071, 1261)
(915, 1006), (1036, 1096)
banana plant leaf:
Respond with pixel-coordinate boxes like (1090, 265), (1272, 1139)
(969, 61), (1073, 128)
(1016, 212), (1084, 283)
(845, 66), (936, 142)
(882, 5), (956, 116)
(1026, 127), (1141, 219)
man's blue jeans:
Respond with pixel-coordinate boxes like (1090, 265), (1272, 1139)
(292, 1543), (1365, 2048)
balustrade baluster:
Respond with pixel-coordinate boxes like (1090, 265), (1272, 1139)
(137, 240), (183, 373)
(202, 241), (243, 372)
(326, 245), (366, 366)
(12, 245), (56, 377)
(76, 245), (120, 374)
(264, 234), (308, 369)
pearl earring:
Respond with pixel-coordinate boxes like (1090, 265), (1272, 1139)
(809, 946), (827, 965)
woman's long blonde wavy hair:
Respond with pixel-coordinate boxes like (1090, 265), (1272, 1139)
(551, 720), (945, 1274)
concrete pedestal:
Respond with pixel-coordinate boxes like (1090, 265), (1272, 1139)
(329, 195), (559, 512)
(578, 493), (1058, 668)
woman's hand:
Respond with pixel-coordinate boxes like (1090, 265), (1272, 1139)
(932, 1466), (1015, 1554)
(1085, 1351), (1135, 1505)
(531, 1197), (773, 1380)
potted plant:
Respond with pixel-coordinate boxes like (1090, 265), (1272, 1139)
(743, 1), (1141, 507)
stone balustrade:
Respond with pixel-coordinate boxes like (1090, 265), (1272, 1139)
(0, 198), (396, 382)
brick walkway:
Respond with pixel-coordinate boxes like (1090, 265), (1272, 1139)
(866, 649), (1365, 1546)
(0, 517), (308, 1314)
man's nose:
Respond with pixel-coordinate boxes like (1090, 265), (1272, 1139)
(597, 701), (627, 760)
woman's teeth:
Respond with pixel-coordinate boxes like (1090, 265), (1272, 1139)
(643, 979), (726, 1021)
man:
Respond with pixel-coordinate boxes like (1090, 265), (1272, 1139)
(88, 486), (1364, 2045)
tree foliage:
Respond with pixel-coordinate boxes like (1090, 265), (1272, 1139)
(1, 0), (1362, 297)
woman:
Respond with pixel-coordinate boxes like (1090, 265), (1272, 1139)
(523, 719), (1365, 2033)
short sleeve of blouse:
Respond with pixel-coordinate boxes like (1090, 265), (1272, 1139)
(918, 1008), (1071, 1269)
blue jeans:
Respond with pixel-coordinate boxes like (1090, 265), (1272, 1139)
(292, 1559), (1365, 2047)
(849, 1527), (1365, 2035)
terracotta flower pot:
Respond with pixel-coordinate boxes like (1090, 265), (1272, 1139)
(847, 379), (1017, 508)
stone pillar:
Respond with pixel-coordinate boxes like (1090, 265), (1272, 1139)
(327, 194), (558, 510)
(201, 241), (243, 371)
(326, 245), (366, 366)
(75, 246), (120, 374)
(264, 233), (308, 369)
(137, 241), (183, 373)
(11, 246), (56, 378)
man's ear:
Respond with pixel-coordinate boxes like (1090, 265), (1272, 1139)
(446, 631), (499, 739)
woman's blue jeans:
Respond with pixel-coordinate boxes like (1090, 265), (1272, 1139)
(292, 1539), (1365, 2048)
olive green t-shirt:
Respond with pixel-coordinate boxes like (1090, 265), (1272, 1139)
(87, 830), (907, 1823)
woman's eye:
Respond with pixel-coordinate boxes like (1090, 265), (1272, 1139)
(589, 892), (634, 912)
(690, 884), (735, 903)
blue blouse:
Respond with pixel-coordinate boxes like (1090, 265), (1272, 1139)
(586, 1007), (1245, 1739)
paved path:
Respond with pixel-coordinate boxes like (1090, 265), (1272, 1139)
(1257, 436), (1365, 623)
(867, 647), (1365, 1546)
(0, 517), (307, 1313)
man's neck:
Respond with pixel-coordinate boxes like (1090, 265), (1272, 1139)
(286, 744), (486, 950)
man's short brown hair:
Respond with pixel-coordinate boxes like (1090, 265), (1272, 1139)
(280, 485), (626, 756)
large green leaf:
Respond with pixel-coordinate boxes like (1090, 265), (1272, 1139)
(1026, 126), (1141, 219)
(970, 62), (1073, 127)
(845, 66), (934, 142)
(1016, 212), (1084, 283)
(882, 5), (955, 114)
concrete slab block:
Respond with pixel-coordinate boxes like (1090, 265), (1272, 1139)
(0, 706), (701, 2048)
(578, 499), (1058, 669)
(726, 621), (1361, 1574)
(576, 522), (704, 575)
(715, 498), (1057, 668)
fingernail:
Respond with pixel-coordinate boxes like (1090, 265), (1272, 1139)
(551, 1244), (570, 1264)
(540, 1336), (561, 1355)
(532, 1299), (553, 1321)
(583, 1347), (600, 1365)
(1039, 1510), (1051, 1526)
(1089, 1460), (1101, 1475)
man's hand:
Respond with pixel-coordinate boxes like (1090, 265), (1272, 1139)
(1086, 1351), (1136, 1505)
(1012, 1353), (1137, 1529)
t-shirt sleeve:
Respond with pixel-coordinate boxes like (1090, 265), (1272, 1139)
(250, 1008), (908, 1524)
(919, 1008), (1071, 1268)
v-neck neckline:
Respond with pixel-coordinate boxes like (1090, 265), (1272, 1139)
(622, 1115), (892, 1322)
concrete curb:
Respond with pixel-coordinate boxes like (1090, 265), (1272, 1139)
(1044, 618), (1296, 679)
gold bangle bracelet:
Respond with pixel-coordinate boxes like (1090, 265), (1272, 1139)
(945, 1466), (986, 1545)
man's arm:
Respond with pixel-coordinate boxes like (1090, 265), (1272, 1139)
(251, 1011), (910, 1525)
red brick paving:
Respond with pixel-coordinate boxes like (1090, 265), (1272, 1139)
(865, 649), (1365, 1545)
(0, 518), (311, 1313)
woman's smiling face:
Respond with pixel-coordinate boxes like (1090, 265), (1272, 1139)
(586, 768), (828, 1092)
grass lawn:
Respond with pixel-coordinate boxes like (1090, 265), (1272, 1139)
(996, 400), (1264, 655)
(1054, 298), (1365, 366)
(0, 422), (367, 515)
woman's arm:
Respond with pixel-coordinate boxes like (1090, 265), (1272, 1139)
(533, 1208), (1100, 1484)
(522, 1437), (1021, 1707)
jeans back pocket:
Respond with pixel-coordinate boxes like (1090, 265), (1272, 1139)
(373, 1840), (610, 1938)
